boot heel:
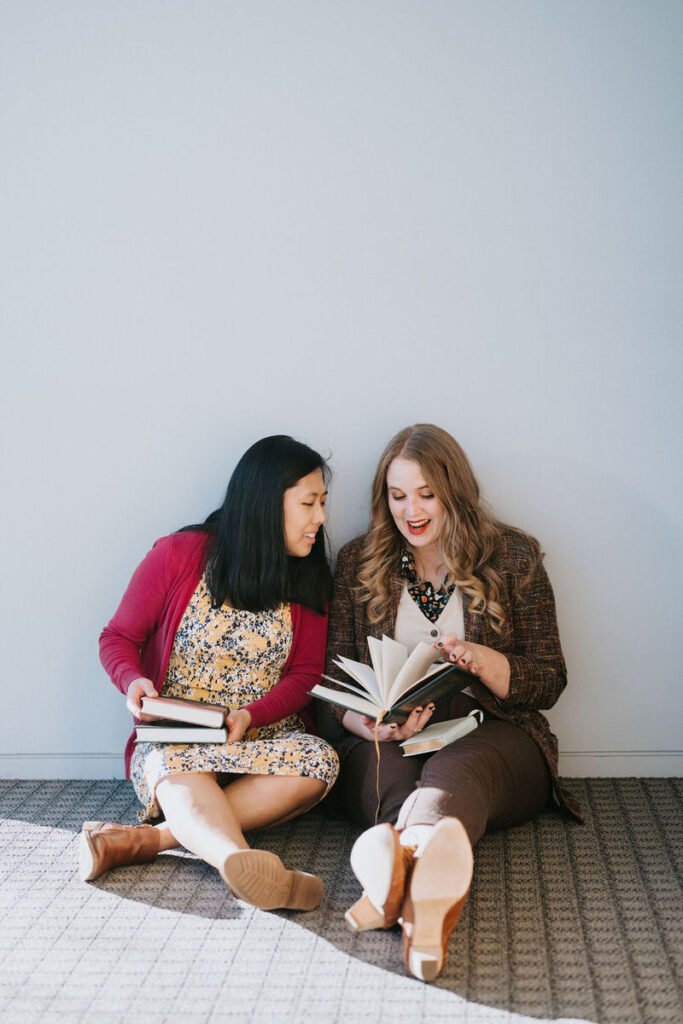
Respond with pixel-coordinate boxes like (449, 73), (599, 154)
(285, 868), (324, 912)
(406, 894), (468, 980)
(345, 893), (386, 931)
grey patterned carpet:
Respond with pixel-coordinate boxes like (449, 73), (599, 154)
(0, 778), (680, 1024)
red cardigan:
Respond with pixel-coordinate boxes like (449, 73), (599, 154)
(99, 531), (328, 776)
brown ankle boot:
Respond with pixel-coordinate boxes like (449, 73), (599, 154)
(79, 821), (160, 882)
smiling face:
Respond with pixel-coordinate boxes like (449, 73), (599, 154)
(283, 468), (327, 557)
(386, 457), (446, 553)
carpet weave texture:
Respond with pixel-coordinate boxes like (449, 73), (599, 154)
(0, 778), (680, 1024)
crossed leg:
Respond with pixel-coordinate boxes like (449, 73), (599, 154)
(154, 772), (327, 864)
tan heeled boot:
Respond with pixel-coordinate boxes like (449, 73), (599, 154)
(79, 821), (161, 882)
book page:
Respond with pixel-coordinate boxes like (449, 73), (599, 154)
(309, 684), (382, 718)
(386, 641), (441, 707)
(367, 637), (386, 690)
(333, 656), (382, 701)
(380, 635), (408, 697)
(320, 674), (383, 702)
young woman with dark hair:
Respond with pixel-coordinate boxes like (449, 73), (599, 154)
(325, 424), (579, 979)
(80, 436), (339, 912)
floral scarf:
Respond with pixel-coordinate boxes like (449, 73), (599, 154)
(399, 548), (455, 623)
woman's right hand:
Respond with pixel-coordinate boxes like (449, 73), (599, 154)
(126, 678), (161, 721)
(343, 705), (435, 742)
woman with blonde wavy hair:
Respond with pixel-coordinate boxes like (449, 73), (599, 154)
(324, 424), (579, 981)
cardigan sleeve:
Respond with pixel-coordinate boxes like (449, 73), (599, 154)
(99, 537), (173, 696)
(496, 537), (567, 712)
(243, 604), (328, 728)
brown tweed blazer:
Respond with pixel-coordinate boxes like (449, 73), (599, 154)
(324, 531), (581, 820)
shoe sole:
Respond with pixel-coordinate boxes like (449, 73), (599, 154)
(221, 850), (322, 911)
(403, 818), (473, 981)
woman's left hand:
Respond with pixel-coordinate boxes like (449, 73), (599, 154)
(434, 634), (511, 700)
(435, 635), (483, 675)
(225, 708), (252, 742)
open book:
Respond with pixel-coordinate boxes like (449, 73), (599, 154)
(310, 635), (473, 724)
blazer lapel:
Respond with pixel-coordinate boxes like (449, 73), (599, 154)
(386, 572), (404, 636)
(370, 571), (404, 641)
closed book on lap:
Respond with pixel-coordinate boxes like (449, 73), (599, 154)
(135, 721), (229, 743)
(400, 710), (484, 756)
(140, 696), (228, 728)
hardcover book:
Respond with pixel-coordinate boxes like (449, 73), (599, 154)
(140, 695), (228, 728)
(135, 721), (229, 743)
(310, 636), (472, 724)
(400, 710), (484, 756)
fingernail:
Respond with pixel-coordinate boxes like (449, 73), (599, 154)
(436, 641), (443, 648)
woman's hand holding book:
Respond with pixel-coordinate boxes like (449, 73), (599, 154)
(225, 708), (252, 742)
(126, 678), (161, 721)
(343, 704), (435, 743)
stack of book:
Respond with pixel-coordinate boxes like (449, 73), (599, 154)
(135, 696), (230, 743)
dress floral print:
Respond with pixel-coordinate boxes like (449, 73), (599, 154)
(130, 574), (339, 820)
(400, 548), (456, 623)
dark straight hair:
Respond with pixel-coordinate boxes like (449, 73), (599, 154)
(180, 435), (332, 614)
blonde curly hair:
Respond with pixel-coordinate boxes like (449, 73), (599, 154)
(357, 424), (537, 631)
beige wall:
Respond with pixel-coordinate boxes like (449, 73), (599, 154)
(1, 1), (681, 777)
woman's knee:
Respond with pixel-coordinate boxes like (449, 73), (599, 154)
(156, 770), (217, 801)
(277, 774), (328, 812)
(299, 775), (327, 798)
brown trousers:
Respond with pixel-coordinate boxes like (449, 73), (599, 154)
(334, 713), (552, 846)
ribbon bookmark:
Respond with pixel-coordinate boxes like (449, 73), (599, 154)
(373, 711), (385, 825)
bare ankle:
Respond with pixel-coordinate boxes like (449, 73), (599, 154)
(154, 823), (180, 852)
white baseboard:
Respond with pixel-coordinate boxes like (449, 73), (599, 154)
(558, 751), (682, 777)
(0, 751), (681, 780)
(0, 754), (125, 779)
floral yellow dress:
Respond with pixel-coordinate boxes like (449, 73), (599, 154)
(130, 574), (339, 821)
